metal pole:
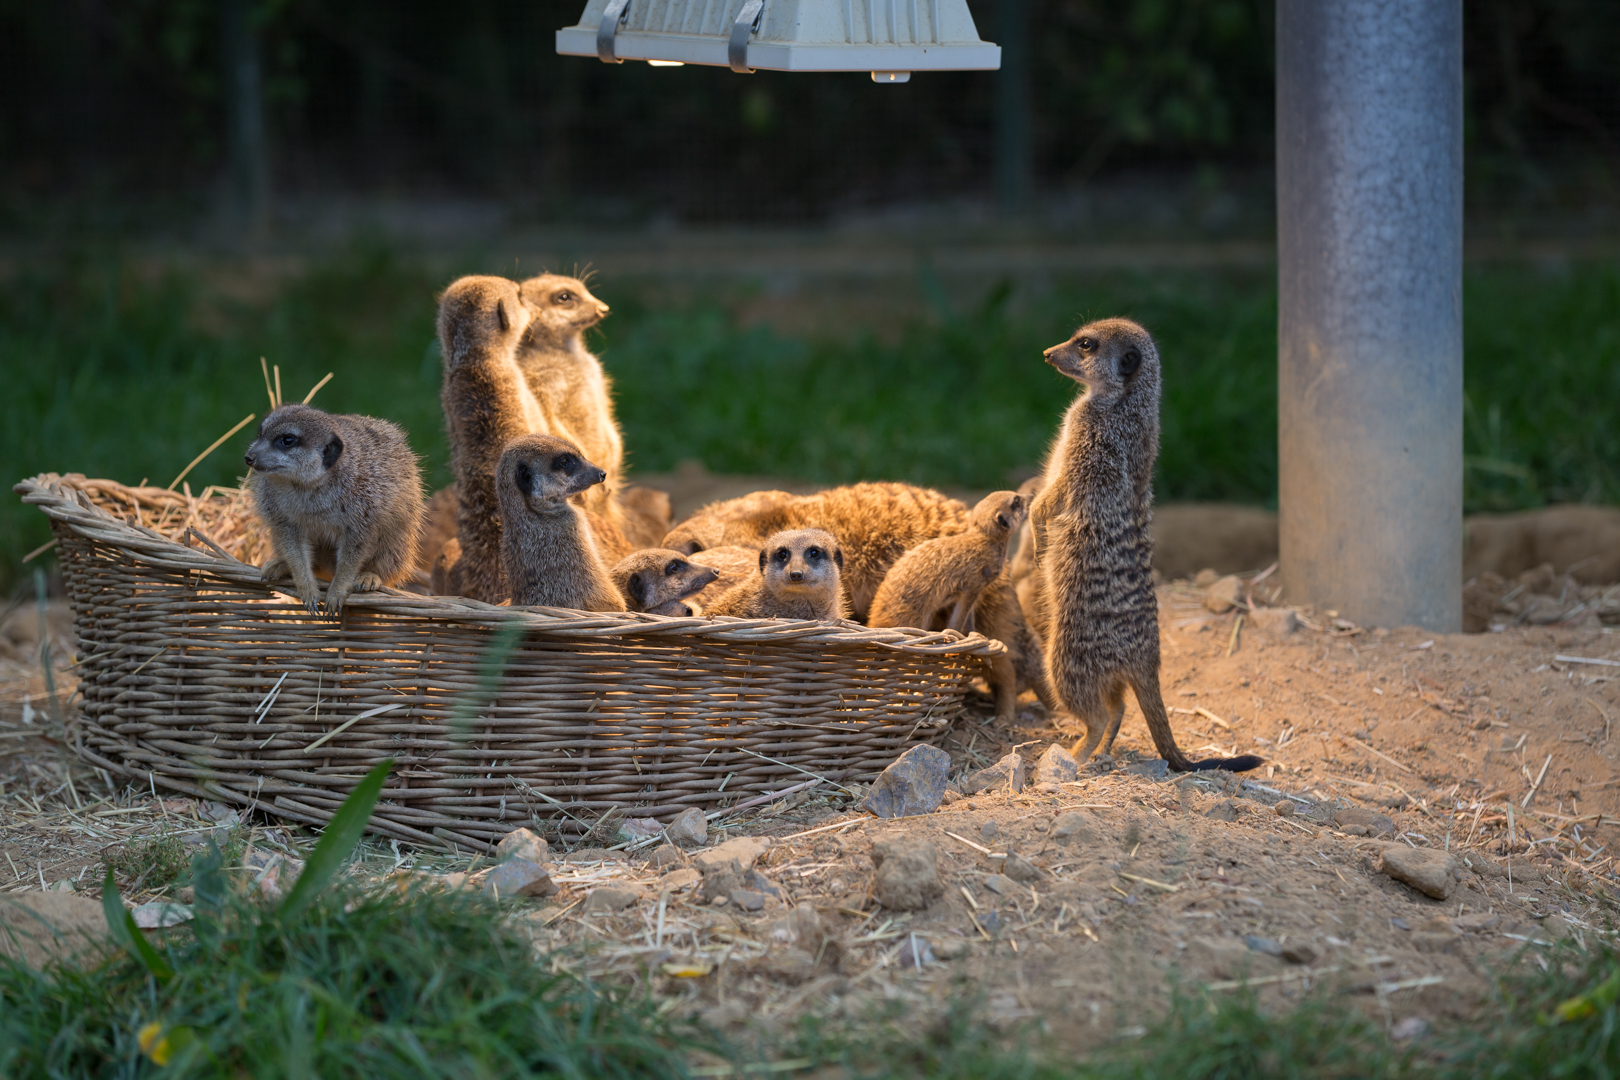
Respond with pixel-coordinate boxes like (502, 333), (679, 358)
(994, 0), (1032, 215)
(1276, 0), (1463, 631)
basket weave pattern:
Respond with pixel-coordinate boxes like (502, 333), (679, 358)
(19, 474), (1000, 851)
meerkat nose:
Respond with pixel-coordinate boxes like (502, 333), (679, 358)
(244, 454), (255, 468)
(789, 571), (804, 582)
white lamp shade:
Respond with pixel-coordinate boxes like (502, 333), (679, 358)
(557, 0), (1000, 73)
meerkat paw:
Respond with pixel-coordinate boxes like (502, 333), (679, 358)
(351, 572), (384, 593)
(260, 558), (291, 582)
(298, 589), (322, 618)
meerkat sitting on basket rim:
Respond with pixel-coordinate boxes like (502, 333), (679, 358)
(244, 403), (424, 617)
(702, 528), (848, 621)
(496, 434), (625, 612)
(611, 549), (719, 616)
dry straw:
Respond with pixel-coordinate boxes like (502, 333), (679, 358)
(17, 474), (999, 852)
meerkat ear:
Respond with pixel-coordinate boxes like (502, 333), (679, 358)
(758, 549), (768, 572)
(833, 547), (844, 569)
(1119, 349), (1142, 376)
(321, 436), (343, 469)
(497, 298), (512, 331)
(626, 572), (649, 608)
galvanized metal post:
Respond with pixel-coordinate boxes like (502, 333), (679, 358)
(1276, 0), (1463, 631)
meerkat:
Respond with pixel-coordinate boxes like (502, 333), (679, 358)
(702, 529), (848, 621)
(868, 491), (1027, 633)
(611, 549), (720, 615)
(972, 574), (1058, 723)
(437, 274), (541, 604)
(1029, 318), (1261, 773)
(663, 483), (968, 622)
(244, 404), (423, 617)
(496, 435), (624, 612)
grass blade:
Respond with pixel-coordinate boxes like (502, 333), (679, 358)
(277, 759), (393, 922)
(100, 869), (174, 983)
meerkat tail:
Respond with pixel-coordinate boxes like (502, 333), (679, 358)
(1130, 674), (1263, 773)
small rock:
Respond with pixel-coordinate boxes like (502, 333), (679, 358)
(198, 801), (241, 827)
(1050, 811), (1097, 845)
(757, 946), (818, 983)
(897, 933), (935, 968)
(1194, 568), (1218, 588)
(1411, 931), (1460, 955)
(1205, 575), (1244, 613)
(862, 744), (952, 818)
(932, 936), (972, 960)
(1248, 607), (1299, 637)
(618, 817), (665, 842)
(131, 902), (193, 929)
(698, 859), (744, 903)
(710, 894), (729, 906)
(583, 887), (641, 914)
(961, 752), (1025, 795)
(941, 790), (964, 805)
(983, 874), (1018, 896)
(979, 820), (1000, 842)
(972, 911), (1001, 935)
(764, 906), (829, 950)
(730, 889), (766, 912)
(870, 839), (943, 911)
(657, 868), (702, 893)
(1189, 936), (1266, 979)
(483, 857), (558, 899)
(1280, 941), (1319, 965)
(1373, 793), (1409, 810)
(743, 868), (785, 900)
(1205, 799), (1239, 822)
(692, 836), (771, 873)
(1391, 1017), (1430, 1042)
(1124, 759), (1169, 780)
(496, 827), (551, 867)
(242, 848), (303, 902)
(666, 807), (708, 848)
(1243, 935), (1283, 956)
(1274, 800), (1297, 818)
(1032, 745), (1078, 787)
(1334, 807), (1396, 836)
(1379, 846), (1459, 900)
(1000, 853), (1046, 884)
(649, 843), (686, 870)
(1542, 913), (1571, 939)
(1453, 912), (1500, 932)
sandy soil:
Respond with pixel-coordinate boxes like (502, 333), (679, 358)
(2, 580), (1613, 1047)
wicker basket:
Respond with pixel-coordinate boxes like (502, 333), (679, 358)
(17, 474), (1000, 851)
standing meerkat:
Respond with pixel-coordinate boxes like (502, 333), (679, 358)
(702, 529), (849, 621)
(868, 491), (1027, 633)
(663, 482), (968, 622)
(1030, 318), (1261, 773)
(244, 404), (424, 617)
(611, 549), (720, 616)
(496, 434), (625, 611)
(437, 274), (539, 604)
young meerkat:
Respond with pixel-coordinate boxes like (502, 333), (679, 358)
(1029, 318), (1261, 773)
(610, 549), (720, 616)
(245, 404), (424, 617)
(702, 529), (849, 621)
(496, 434), (625, 612)
(437, 274), (539, 604)
(663, 482), (968, 622)
(868, 491), (1028, 634)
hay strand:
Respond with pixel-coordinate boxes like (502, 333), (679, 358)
(167, 414), (257, 492)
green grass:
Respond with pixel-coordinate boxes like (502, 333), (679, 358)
(3, 242), (1617, 590)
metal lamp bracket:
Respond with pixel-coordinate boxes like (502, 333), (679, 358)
(597, 0), (633, 62)
(728, 0), (766, 73)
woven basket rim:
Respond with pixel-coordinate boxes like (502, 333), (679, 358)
(17, 472), (1005, 656)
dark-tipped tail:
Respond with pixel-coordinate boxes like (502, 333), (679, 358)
(1181, 754), (1265, 773)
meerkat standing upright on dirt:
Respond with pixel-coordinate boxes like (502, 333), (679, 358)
(702, 529), (849, 621)
(245, 404), (424, 617)
(496, 434), (625, 612)
(1029, 318), (1261, 773)
(437, 274), (540, 604)
(868, 491), (1027, 633)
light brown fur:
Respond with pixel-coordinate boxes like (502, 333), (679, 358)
(496, 434), (624, 612)
(245, 403), (424, 617)
(1028, 318), (1260, 774)
(868, 491), (1027, 634)
(682, 545), (762, 608)
(437, 275), (537, 604)
(972, 575), (1058, 722)
(611, 549), (720, 616)
(663, 483), (967, 622)
(703, 529), (848, 621)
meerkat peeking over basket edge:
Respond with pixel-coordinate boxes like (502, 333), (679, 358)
(244, 403), (425, 617)
(496, 433), (626, 612)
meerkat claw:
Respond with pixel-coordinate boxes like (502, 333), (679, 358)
(351, 573), (383, 593)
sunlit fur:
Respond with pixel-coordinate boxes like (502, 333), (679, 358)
(610, 548), (720, 616)
(703, 528), (848, 621)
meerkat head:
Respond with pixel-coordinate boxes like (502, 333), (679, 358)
(497, 434), (606, 513)
(437, 275), (531, 367)
(518, 273), (610, 348)
(244, 404), (345, 487)
(1042, 318), (1159, 403)
(757, 528), (843, 596)
(614, 549), (720, 612)
(970, 490), (1028, 540)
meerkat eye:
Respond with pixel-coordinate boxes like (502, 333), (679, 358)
(277, 433), (298, 448)
(666, 561), (681, 576)
(805, 547), (823, 561)
(1078, 337), (1095, 351)
(553, 454), (577, 473)
(773, 549), (790, 564)
(1119, 349), (1141, 376)
(555, 291), (574, 304)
